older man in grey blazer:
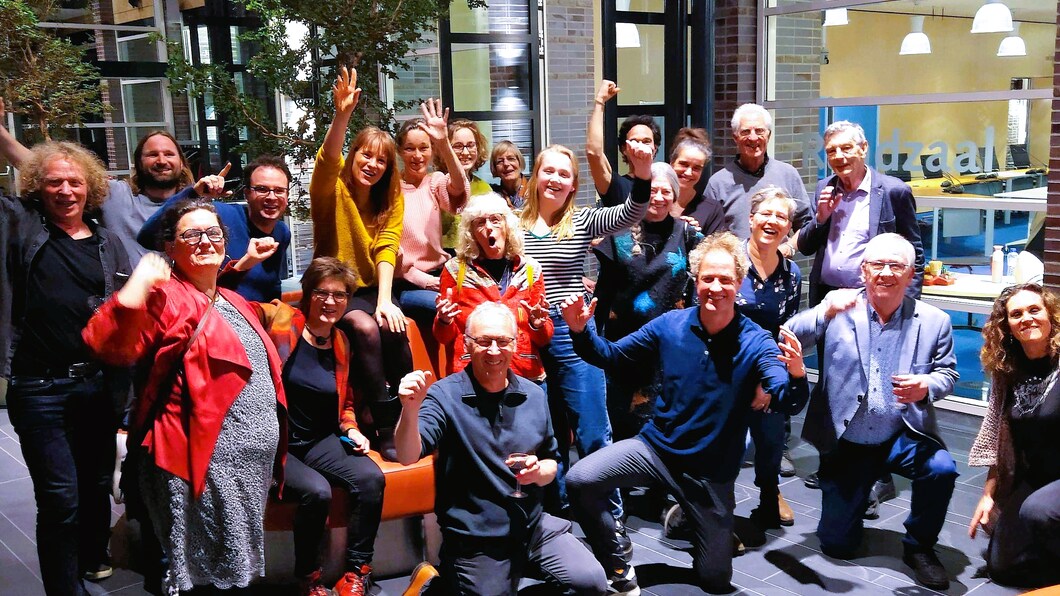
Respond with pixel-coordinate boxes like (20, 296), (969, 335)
(784, 233), (958, 591)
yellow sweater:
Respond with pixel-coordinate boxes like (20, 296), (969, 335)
(309, 149), (404, 290)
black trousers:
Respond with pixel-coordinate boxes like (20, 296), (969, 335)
(283, 435), (385, 576)
(987, 477), (1060, 588)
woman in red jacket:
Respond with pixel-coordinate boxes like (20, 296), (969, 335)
(433, 193), (552, 381)
(83, 199), (287, 594)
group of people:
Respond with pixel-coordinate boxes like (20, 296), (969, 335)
(0, 66), (1057, 596)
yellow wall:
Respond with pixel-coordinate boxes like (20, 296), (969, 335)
(823, 12), (1055, 168)
(112, 0), (155, 24)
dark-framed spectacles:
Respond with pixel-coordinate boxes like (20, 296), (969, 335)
(310, 289), (350, 303)
(249, 185), (289, 198)
(465, 334), (515, 349)
(452, 142), (478, 153)
(179, 227), (224, 244)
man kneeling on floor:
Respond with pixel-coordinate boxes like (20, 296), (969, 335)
(395, 302), (607, 595)
(563, 232), (809, 594)
(783, 233), (959, 590)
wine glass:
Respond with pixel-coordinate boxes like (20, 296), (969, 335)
(507, 452), (530, 499)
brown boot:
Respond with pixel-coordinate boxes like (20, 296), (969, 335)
(403, 562), (440, 596)
(778, 492), (795, 526)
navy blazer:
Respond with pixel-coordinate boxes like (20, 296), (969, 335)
(784, 293), (958, 455)
(797, 167), (924, 306)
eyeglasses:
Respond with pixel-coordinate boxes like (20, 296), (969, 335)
(754, 210), (789, 223)
(452, 142), (477, 154)
(179, 226), (224, 244)
(474, 214), (504, 228)
(310, 289), (350, 303)
(736, 127), (769, 139)
(466, 335), (515, 349)
(249, 185), (289, 198)
(865, 261), (910, 274)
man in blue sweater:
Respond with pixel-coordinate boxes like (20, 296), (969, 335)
(562, 232), (809, 595)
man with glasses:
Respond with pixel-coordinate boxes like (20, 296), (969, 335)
(139, 155), (292, 301)
(704, 103), (812, 247)
(395, 302), (605, 595)
(798, 120), (924, 307)
(560, 232), (809, 595)
(782, 233), (958, 591)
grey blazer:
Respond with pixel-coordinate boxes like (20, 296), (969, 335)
(784, 292), (958, 454)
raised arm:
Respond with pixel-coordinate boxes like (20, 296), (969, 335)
(322, 66), (361, 162)
(83, 253), (172, 366)
(0, 98), (32, 168)
(395, 370), (437, 465)
(586, 80), (620, 196)
(420, 99), (468, 207)
(560, 293), (658, 372)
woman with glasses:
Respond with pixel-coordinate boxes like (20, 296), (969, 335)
(489, 141), (528, 209)
(435, 119), (491, 249)
(395, 99), (469, 336)
(433, 193), (552, 382)
(310, 66), (413, 459)
(591, 162), (701, 440)
(519, 143), (650, 533)
(85, 199), (287, 594)
(969, 283), (1060, 588)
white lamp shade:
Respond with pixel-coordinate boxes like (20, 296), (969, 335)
(997, 22), (1025, 56)
(971, 0), (1013, 34)
(900, 16), (931, 55)
(823, 8), (848, 27)
(616, 23), (641, 49)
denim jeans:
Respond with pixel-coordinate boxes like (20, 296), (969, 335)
(397, 288), (439, 341)
(539, 311), (622, 519)
(8, 373), (117, 596)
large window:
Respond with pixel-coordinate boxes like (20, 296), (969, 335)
(762, 0), (1058, 410)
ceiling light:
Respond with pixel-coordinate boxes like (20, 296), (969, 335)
(900, 16), (931, 55)
(823, 8), (848, 27)
(971, 0), (1013, 34)
(997, 22), (1026, 56)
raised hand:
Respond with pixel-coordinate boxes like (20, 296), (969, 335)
(418, 98), (450, 144)
(520, 296), (549, 330)
(626, 138), (654, 180)
(816, 185), (840, 223)
(333, 66), (362, 115)
(822, 287), (861, 319)
(435, 288), (460, 325)
(777, 327), (805, 378)
(116, 252), (171, 309)
(595, 80), (620, 105)
(397, 369), (435, 409)
(559, 293), (596, 334)
(194, 162), (232, 198)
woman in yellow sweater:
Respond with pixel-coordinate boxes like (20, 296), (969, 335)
(309, 65), (412, 459)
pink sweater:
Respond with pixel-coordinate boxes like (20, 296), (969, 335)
(399, 172), (469, 289)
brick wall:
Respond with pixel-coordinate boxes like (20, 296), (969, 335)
(544, 0), (596, 207)
(712, 0), (757, 162)
(1045, 2), (1060, 289)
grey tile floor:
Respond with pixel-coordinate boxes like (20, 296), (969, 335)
(0, 408), (1028, 595)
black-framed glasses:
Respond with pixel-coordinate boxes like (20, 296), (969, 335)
(466, 334), (515, 349)
(310, 289), (350, 303)
(249, 185), (289, 198)
(452, 142), (478, 153)
(179, 227), (224, 244)
(865, 261), (910, 274)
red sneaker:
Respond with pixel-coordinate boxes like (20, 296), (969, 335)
(334, 564), (372, 596)
(298, 569), (330, 596)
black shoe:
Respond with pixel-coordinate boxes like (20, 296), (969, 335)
(607, 564), (641, 595)
(903, 547), (950, 590)
(614, 519), (634, 563)
(870, 478), (897, 503)
(83, 563), (114, 581)
(750, 505), (782, 530)
(804, 471), (820, 489)
(662, 503), (691, 540)
(732, 533), (746, 557)
(369, 397), (403, 461)
(863, 497), (881, 520)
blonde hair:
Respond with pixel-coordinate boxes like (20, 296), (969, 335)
(518, 145), (580, 241)
(688, 231), (749, 283)
(20, 141), (108, 214)
(456, 193), (523, 262)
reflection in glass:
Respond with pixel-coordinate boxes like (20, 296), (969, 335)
(450, 0), (529, 34)
(451, 44), (531, 112)
(121, 82), (164, 124)
(615, 24), (664, 105)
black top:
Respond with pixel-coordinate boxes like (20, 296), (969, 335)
(283, 335), (339, 448)
(1008, 357), (1060, 488)
(478, 257), (512, 293)
(417, 368), (558, 539)
(600, 173), (725, 233)
(11, 224), (104, 374)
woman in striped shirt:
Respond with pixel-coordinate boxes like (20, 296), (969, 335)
(519, 143), (651, 534)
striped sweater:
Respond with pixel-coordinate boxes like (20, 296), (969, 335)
(522, 177), (650, 305)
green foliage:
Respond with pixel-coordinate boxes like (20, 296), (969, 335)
(0, 0), (106, 141)
(166, 0), (485, 216)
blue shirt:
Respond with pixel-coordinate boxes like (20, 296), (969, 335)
(138, 198), (291, 302)
(571, 307), (809, 480)
(843, 301), (907, 444)
(736, 242), (802, 338)
(417, 369), (558, 539)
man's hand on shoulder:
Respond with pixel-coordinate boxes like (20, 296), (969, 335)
(823, 288), (860, 319)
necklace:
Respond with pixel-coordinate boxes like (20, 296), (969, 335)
(305, 326), (330, 347)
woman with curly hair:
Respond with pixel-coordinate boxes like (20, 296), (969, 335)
(969, 283), (1060, 587)
(4, 141), (131, 595)
(309, 66), (412, 458)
